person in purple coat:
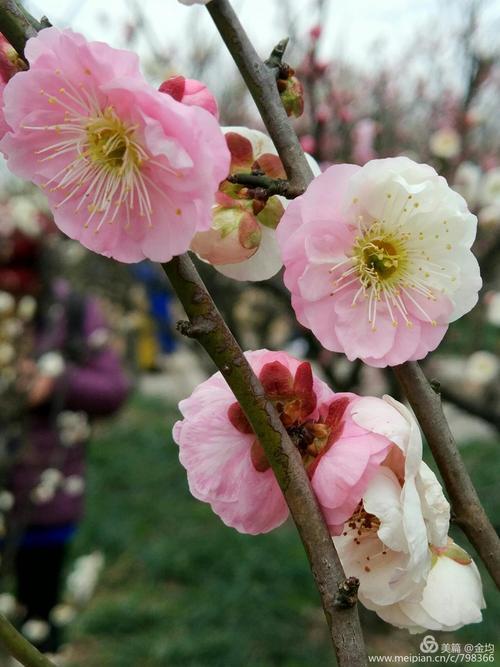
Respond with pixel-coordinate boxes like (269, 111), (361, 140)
(0, 223), (130, 652)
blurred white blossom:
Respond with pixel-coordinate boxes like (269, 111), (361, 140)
(486, 292), (500, 326)
(66, 552), (105, 606)
(429, 128), (461, 159)
(37, 351), (65, 378)
(453, 162), (481, 209)
(464, 351), (499, 385)
(64, 475), (85, 496)
(50, 603), (77, 627)
(479, 167), (500, 207)
(478, 204), (500, 228)
(21, 619), (50, 643)
(17, 295), (37, 322)
(0, 593), (17, 618)
(0, 490), (14, 512)
(0, 292), (15, 315)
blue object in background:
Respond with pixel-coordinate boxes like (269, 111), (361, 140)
(130, 262), (177, 354)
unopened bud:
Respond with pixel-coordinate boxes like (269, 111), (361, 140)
(159, 75), (219, 118)
(278, 74), (304, 118)
(191, 208), (261, 265)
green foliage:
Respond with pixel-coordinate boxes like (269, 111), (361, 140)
(65, 394), (499, 666)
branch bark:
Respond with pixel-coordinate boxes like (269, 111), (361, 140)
(163, 255), (367, 666)
(206, 0), (500, 593)
(0, 614), (56, 667)
(393, 362), (500, 587)
(0, 0), (44, 61)
(227, 172), (304, 198)
(206, 0), (313, 190)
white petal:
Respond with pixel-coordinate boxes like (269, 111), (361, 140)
(222, 126), (277, 157)
(400, 555), (485, 631)
(214, 225), (282, 281)
(415, 463), (450, 546)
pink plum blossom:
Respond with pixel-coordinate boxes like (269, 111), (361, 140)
(173, 349), (391, 535)
(332, 396), (483, 632)
(0, 28), (230, 263)
(0, 80), (8, 140)
(159, 75), (219, 119)
(352, 118), (377, 165)
(276, 157), (482, 367)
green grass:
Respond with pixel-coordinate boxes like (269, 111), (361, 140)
(65, 393), (499, 666)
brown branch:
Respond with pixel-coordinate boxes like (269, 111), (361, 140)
(206, 0), (313, 191)
(0, 0), (45, 61)
(264, 36), (289, 70)
(163, 255), (367, 666)
(206, 0), (500, 594)
(0, 613), (56, 667)
(227, 172), (304, 198)
(393, 362), (500, 587)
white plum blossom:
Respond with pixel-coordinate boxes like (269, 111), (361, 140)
(64, 475), (85, 496)
(0, 291), (15, 315)
(334, 396), (450, 620)
(486, 292), (500, 326)
(37, 351), (65, 378)
(17, 295), (37, 322)
(57, 411), (91, 446)
(429, 128), (461, 160)
(21, 619), (50, 643)
(376, 539), (485, 633)
(40, 468), (63, 486)
(0, 593), (17, 618)
(478, 203), (500, 228)
(0, 343), (15, 366)
(479, 167), (500, 207)
(66, 551), (105, 606)
(8, 195), (40, 237)
(453, 161), (482, 209)
(464, 351), (499, 386)
(0, 490), (14, 512)
(50, 603), (77, 627)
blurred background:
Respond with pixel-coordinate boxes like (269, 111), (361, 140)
(0, 0), (499, 664)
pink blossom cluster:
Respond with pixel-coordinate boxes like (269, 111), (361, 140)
(174, 349), (485, 632)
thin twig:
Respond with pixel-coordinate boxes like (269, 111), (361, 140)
(393, 362), (500, 587)
(227, 172), (304, 198)
(206, 0), (313, 191)
(0, 614), (56, 667)
(0, 0), (43, 61)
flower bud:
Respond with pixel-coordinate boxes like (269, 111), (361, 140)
(159, 75), (219, 118)
(278, 73), (304, 118)
(191, 207), (261, 265)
